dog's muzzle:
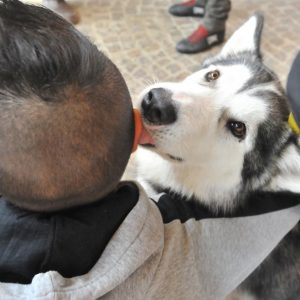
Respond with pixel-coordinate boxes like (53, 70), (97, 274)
(142, 88), (177, 125)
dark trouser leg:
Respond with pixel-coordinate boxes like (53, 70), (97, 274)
(176, 0), (231, 54)
(203, 0), (231, 32)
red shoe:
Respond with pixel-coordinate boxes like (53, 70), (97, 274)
(169, 0), (205, 17)
(176, 26), (225, 54)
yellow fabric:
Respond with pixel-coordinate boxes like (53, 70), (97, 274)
(288, 113), (300, 135)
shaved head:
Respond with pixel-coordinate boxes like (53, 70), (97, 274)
(0, 0), (134, 211)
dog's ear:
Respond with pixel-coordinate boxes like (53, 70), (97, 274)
(220, 13), (264, 59)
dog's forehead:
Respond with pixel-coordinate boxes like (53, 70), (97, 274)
(184, 62), (254, 98)
(203, 54), (278, 86)
(187, 63), (252, 84)
(185, 54), (280, 97)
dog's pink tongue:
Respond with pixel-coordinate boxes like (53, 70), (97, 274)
(139, 126), (155, 145)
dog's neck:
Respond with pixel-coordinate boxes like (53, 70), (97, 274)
(136, 137), (300, 212)
(136, 147), (243, 211)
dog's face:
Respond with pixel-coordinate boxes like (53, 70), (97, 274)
(139, 60), (275, 162)
(136, 15), (291, 205)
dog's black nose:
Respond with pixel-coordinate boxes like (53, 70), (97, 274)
(142, 88), (177, 125)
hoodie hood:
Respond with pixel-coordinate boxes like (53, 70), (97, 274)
(0, 182), (139, 284)
(0, 182), (163, 299)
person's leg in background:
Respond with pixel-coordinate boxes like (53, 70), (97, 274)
(175, 0), (231, 54)
(43, 0), (80, 24)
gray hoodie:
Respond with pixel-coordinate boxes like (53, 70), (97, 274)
(0, 182), (299, 300)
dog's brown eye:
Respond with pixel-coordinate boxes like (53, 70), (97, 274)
(227, 120), (246, 139)
(206, 70), (220, 82)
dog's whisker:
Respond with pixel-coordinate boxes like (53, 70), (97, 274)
(141, 78), (159, 91)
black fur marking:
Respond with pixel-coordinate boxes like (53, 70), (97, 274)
(253, 12), (264, 59)
(242, 122), (282, 183)
(284, 133), (299, 149)
(237, 66), (274, 94)
(239, 222), (300, 300)
(253, 90), (290, 121)
(150, 183), (300, 224)
(242, 90), (290, 185)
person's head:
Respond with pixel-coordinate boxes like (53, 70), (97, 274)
(0, 0), (134, 211)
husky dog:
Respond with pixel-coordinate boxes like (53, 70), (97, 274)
(134, 14), (300, 300)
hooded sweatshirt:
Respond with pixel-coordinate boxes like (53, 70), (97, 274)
(0, 181), (299, 300)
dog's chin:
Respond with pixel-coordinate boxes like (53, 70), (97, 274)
(140, 144), (184, 162)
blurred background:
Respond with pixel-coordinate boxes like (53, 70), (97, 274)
(25, 0), (300, 99)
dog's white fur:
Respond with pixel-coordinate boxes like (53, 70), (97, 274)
(130, 15), (300, 212)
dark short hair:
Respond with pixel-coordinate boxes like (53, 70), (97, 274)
(0, 0), (134, 211)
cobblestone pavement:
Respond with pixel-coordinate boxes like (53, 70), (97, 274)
(29, 0), (300, 99)
(72, 0), (300, 99)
